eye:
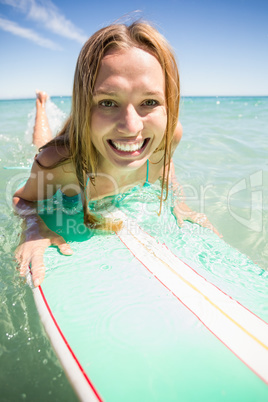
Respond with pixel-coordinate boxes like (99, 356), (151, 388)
(142, 99), (159, 107)
(98, 100), (116, 108)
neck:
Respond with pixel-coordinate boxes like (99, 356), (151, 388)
(89, 159), (148, 199)
(100, 158), (147, 185)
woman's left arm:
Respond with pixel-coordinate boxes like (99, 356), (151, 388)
(170, 122), (221, 237)
(170, 161), (221, 236)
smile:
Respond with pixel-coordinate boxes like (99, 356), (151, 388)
(108, 138), (149, 154)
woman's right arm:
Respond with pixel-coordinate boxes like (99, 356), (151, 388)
(13, 152), (74, 287)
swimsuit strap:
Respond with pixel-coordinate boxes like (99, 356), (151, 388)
(146, 159), (149, 183)
(143, 159), (150, 187)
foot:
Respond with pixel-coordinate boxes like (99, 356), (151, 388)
(36, 89), (49, 108)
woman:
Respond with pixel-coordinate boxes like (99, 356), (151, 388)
(14, 21), (217, 287)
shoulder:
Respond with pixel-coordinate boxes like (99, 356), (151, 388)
(35, 145), (70, 168)
(33, 146), (77, 185)
(171, 121), (183, 153)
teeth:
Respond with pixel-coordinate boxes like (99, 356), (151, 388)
(111, 140), (145, 152)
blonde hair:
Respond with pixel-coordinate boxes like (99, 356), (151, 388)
(44, 21), (180, 230)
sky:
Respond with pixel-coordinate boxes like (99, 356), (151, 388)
(0, 0), (267, 99)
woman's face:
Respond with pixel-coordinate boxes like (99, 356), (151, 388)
(90, 46), (167, 172)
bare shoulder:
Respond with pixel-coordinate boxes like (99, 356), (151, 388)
(35, 145), (70, 168)
(14, 146), (78, 201)
(34, 146), (77, 188)
(171, 121), (183, 153)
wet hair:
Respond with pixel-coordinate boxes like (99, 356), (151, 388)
(42, 21), (180, 230)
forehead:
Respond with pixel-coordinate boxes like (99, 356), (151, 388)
(94, 47), (165, 93)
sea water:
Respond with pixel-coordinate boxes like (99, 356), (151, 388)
(0, 96), (267, 401)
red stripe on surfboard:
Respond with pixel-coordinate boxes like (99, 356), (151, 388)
(116, 231), (268, 384)
(37, 286), (103, 401)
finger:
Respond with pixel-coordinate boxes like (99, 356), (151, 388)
(15, 250), (30, 275)
(208, 226), (222, 238)
(15, 248), (22, 263)
(19, 260), (30, 276)
(58, 244), (73, 255)
(14, 258), (21, 271)
(211, 226), (222, 238)
(195, 214), (222, 238)
(175, 216), (184, 227)
(51, 236), (73, 255)
(31, 254), (46, 287)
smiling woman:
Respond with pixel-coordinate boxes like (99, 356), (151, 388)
(13, 20), (187, 287)
(13, 20), (221, 287)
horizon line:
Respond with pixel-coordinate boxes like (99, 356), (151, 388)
(1, 94), (268, 101)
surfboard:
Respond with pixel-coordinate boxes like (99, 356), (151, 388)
(27, 186), (268, 401)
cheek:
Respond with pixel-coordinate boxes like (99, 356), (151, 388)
(90, 113), (104, 152)
(90, 114), (109, 148)
(91, 110), (115, 135)
(149, 110), (167, 135)
(90, 110), (102, 133)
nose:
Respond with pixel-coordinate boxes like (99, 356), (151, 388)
(117, 105), (144, 135)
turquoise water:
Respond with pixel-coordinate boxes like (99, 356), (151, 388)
(0, 96), (267, 401)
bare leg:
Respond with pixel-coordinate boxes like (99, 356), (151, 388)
(32, 90), (53, 149)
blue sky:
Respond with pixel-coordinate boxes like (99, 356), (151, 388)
(0, 0), (267, 99)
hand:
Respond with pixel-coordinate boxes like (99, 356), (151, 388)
(16, 227), (73, 287)
(173, 202), (222, 237)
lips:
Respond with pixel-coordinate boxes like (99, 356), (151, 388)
(108, 138), (149, 155)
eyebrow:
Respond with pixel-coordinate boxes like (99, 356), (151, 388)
(93, 90), (165, 98)
(93, 90), (117, 96)
(142, 91), (165, 98)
